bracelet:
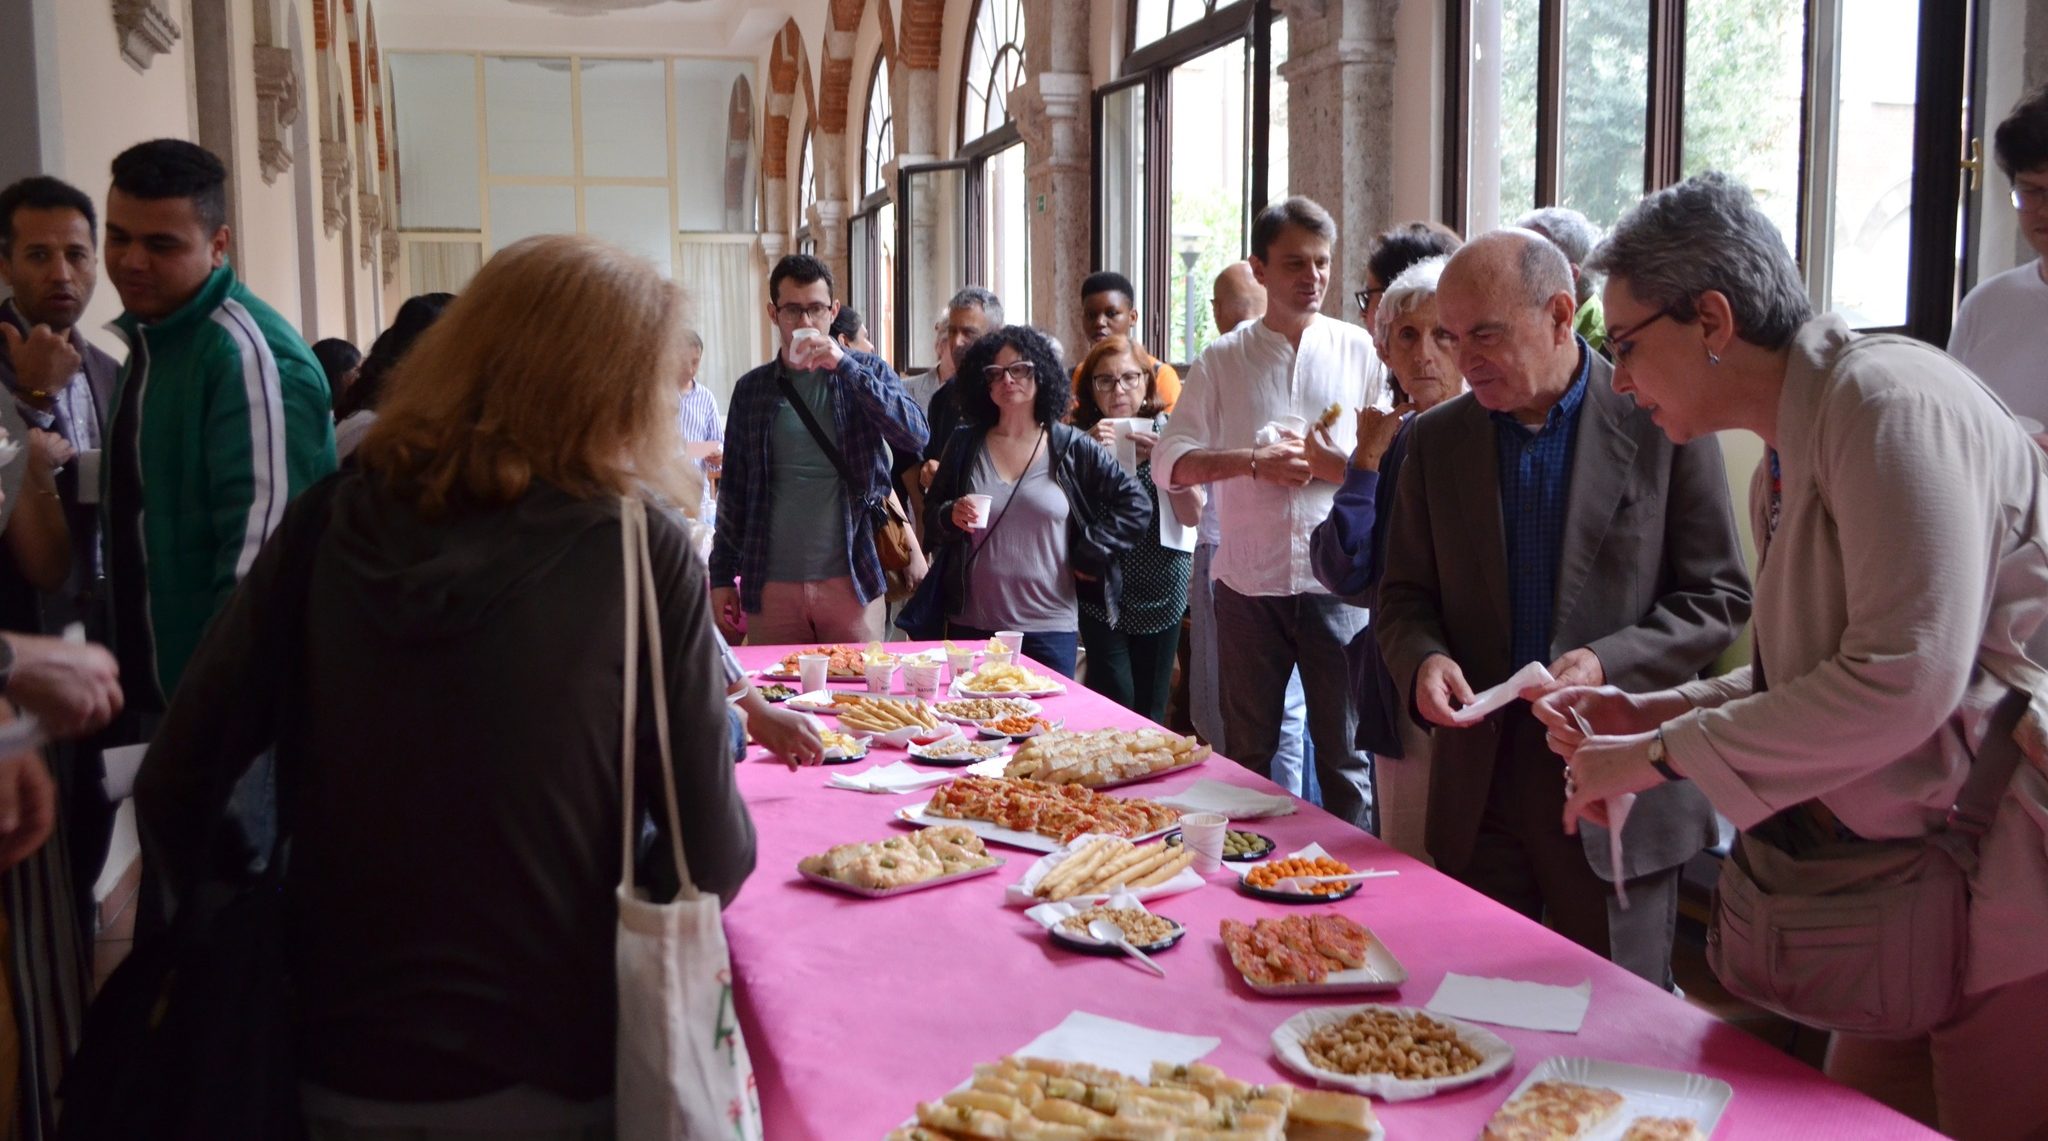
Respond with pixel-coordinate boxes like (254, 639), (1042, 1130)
(1251, 456), (1259, 481)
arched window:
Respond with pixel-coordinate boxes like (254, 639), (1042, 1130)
(1131, 0), (1228, 49)
(861, 59), (893, 201)
(960, 0), (1024, 147)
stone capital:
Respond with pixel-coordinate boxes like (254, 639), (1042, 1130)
(767, 91), (794, 118)
(112, 0), (181, 72)
(254, 44), (301, 185)
(760, 232), (788, 263)
(320, 140), (351, 238)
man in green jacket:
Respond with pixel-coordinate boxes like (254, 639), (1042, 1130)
(102, 140), (337, 711)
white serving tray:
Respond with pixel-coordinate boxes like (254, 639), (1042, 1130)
(895, 798), (1178, 853)
(795, 858), (1005, 899)
(1270, 1004), (1515, 1102)
(1226, 927), (1411, 996)
(1493, 1057), (1734, 1139)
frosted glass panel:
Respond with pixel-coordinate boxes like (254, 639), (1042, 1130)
(406, 241), (483, 294)
(580, 58), (668, 179)
(674, 60), (757, 231)
(390, 54), (481, 231)
(584, 186), (673, 274)
(488, 184), (576, 253)
(486, 57), (574, 176)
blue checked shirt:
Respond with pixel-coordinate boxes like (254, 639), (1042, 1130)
(1491, 342), (1592, 669)
(709, 349), (928, 613)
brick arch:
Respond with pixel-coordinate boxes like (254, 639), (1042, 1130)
(900, 0), (945, 71)
(818, 0), (865, 134)
(762, 19), (808, 182)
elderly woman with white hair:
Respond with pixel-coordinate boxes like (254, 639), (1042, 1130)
(1308, 255), (1466, 860)
(1535, 171), (2048, 1138)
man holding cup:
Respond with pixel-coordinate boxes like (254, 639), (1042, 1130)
(1155, 197), (1390, 831)
(711, 254), (929, 644)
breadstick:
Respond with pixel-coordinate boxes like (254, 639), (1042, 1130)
(1037, 838), (1118, 899)
(1086, 843), (1159, 889)
(1129, 848), (1192, 887)
(1096, 843), (1176, 892)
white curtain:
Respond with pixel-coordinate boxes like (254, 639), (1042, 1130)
(676, 237), (768, 412)
(405, 240), (484, 296)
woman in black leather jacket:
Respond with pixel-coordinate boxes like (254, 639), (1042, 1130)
(922, 325), (1149, 677)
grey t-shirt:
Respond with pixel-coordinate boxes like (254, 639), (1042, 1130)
(764, 368), (849, 583)
(956, 441), (1078, 632)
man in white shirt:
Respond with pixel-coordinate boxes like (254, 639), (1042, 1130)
(1157, 197), (1390, 829)
(1951, 85), (2048, 449)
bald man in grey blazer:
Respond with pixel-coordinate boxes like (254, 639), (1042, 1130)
(1375, 230), (1751, 988)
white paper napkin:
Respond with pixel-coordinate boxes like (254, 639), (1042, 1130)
(1010, 1011), (1219, 1081)
(1425, 973), (1592, 1033)
(1449, 661), (1556, 726)
(825, 761), (959, 795)
(1606, 792), (1638, 909)
(1156, 779), (1298, 819)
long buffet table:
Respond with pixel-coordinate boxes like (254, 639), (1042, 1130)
(722, 643), (1934, 1139)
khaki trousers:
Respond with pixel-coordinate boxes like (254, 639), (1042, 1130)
(1824, 967), (2048, 1139)
(743, 576), (886, 645)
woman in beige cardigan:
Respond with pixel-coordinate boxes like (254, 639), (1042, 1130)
(1536, 172), (2048, 1139)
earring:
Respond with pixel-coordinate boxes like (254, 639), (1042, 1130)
(1707, 351), (1721, 366)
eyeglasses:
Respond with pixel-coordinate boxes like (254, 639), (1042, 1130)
(1353, 287), (1386, 313)
(1089, 370), (1147, 392)
(775, 302), (835, 323)
(1605, 302), (1684, 363)
(983, 361), (1036, 382)
(2013, 184), (2048, 212)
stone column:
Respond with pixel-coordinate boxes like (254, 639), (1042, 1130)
(814, 196), (850, 292)
(1016, 0), (1093, 357)
(896, 61), (947, 350)
(1278, 0), (1399, 310)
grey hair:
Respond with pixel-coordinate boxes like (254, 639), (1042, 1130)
(1512, 231), (1575, 310)
(1251, 196), (1337, 261)
(1373, 254), (1449, 350)
(679, 327), (703, 351)
(1516, 206), (1601, 303)
(1587, 171), (1810, 351)
(947, 285), (1005, 328)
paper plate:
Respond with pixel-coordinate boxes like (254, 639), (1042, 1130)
(1270, 1004), (1515, 1101)
(1491, 1057), (1733, 1139)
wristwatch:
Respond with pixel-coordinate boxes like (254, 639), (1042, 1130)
(1646, 728), (1681, 782)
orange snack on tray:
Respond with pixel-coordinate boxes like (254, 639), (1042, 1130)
(1245, 855), (1354, 895)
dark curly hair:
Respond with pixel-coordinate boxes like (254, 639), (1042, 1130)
(956, 325), (1072, 428)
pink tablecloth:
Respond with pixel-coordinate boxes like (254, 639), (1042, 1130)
(722, 643), (1932, 1140)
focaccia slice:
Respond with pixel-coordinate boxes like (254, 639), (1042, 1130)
(1620, 1117), (1706, 1141)
(1480, 1080), (1626, 1141)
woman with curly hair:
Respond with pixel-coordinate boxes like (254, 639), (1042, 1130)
(1069, 334), (1200, 719)
(921, 325), (1149, 677)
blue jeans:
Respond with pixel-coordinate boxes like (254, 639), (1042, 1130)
(945, 622), (1079, 679)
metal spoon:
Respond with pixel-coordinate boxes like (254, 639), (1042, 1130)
(1087, 918), (1166, 978)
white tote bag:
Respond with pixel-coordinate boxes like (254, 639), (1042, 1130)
(613, 498), (765, 1141)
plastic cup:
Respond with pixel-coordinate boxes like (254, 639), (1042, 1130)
(983, 648), (1015, 667)
(962, 493), (993, 529)
(946, 648), (977, 681)
(797, 653), (829, 693)
(863, 660), (897, 694)
(1180, 812), (1229, 874)
(1273, 414), (1309, 439)
(903, 661), (943, 700)
(994, 630), (1025, 654)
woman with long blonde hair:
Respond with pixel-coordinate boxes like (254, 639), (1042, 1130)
(135, 234), (757, 1140)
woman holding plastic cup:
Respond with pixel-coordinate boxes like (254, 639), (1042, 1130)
(918, 326), (1149, 678)
(1070, 335), (1201, 721)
